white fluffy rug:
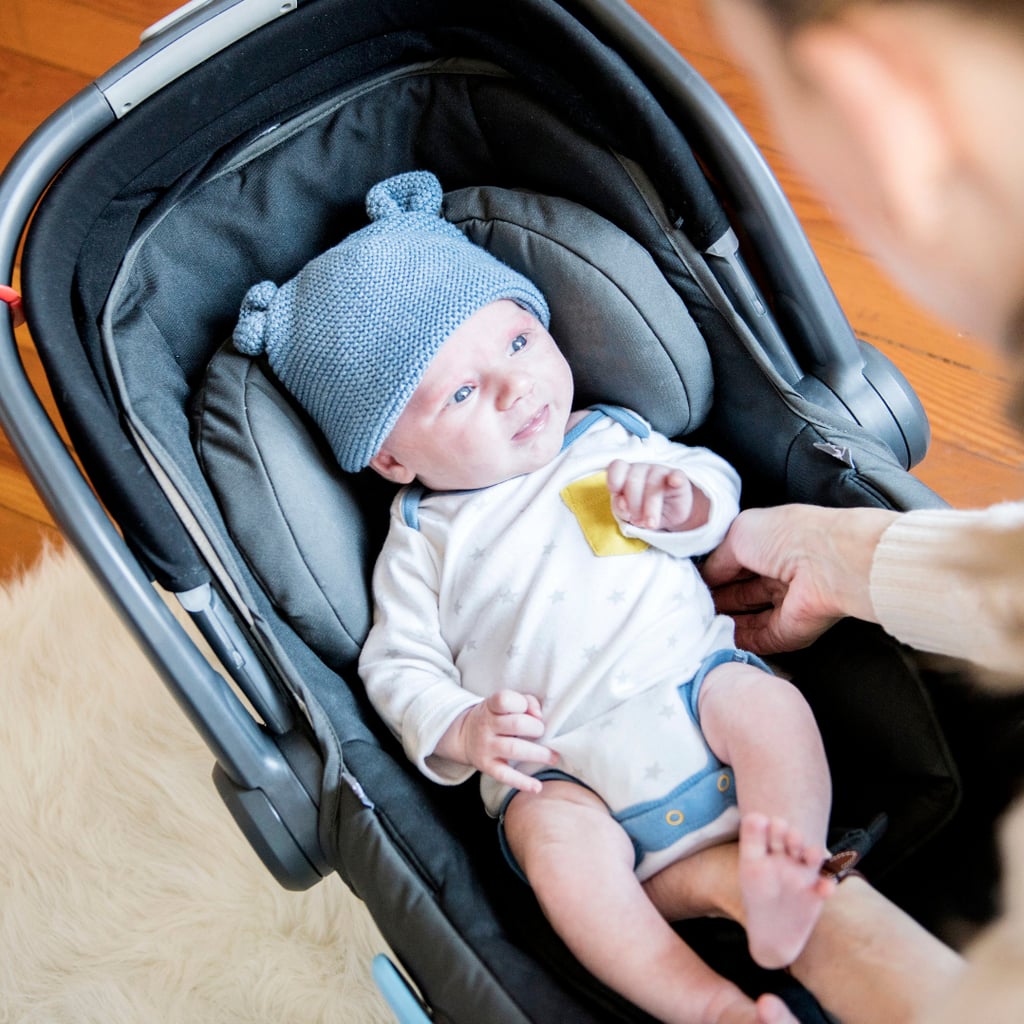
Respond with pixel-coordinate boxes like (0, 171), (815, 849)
(0, 545), (394, 1023)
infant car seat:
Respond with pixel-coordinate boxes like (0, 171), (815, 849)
(2, 0), (1006, 1019)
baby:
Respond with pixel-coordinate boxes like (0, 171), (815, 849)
(234, 171), (834, 1024)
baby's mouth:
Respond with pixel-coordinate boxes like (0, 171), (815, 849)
(513, 405), (549, 442)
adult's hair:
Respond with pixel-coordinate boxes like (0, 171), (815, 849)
(752, 0), (1024, 34)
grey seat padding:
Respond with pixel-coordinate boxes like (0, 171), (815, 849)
(193, 186), (713, 666)
(193, 347), (375, 670)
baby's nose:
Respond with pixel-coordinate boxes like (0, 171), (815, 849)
(496, 371), (532, 410)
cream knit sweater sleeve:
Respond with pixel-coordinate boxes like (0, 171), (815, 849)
(870, 502), (1024, 674)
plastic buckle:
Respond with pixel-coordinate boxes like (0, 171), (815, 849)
(0, 285), (25, 329)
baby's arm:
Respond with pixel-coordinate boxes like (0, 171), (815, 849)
(362, 504), (557, 790)
(361, 512), (483, 784)
(606, 458), (710, 533)
(433, 691), (557, 794)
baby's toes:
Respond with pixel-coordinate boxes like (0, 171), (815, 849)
(739, 812), (771, 860)
(766, 816), (790, 854)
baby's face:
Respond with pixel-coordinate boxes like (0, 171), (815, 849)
(370, 299), (574, 490)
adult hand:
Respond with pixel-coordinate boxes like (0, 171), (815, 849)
(701, 505), (899, 654)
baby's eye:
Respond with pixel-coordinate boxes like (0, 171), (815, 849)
(510, 334), (528, 353)
(451, 384), (475, 404)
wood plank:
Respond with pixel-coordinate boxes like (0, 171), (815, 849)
(14, 328), (73, 449)
(0, 47), (92, 168)
(913, 438), (1024, 510)
(0, 444), (54, 526)
(1, 0), (160, 78)
(0, 505), (63, 581)
(871, 341), (1023, 468)
(1, 279), (70, 561)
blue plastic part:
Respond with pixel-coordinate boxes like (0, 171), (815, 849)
(372, 955), (433, 1023)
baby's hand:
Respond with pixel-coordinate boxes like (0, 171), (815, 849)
(606, 459), (710, 533)
(454, 691), (557, 793)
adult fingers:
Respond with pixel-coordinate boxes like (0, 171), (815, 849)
(701, 535), (750, 588)
(729, 605), (835, 655)
(709, 575), (782, 616)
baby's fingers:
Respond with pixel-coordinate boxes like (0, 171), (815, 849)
(496, 737), (558, 767)
(485, 692), (546, 735)
(486, 689), (547, 719)
(611, 463), (674, 529)
(506, 711), (546, 741)
(523, 693), (544, 720)
(493, 766), (544, 794)
(605, 458), (631, 495)
(486, 690), (527, 714)
(483, 739), (558, 792)
(606, 460), (647, 521)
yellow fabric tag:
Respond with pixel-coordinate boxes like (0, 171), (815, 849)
(560, 471), (650, 557)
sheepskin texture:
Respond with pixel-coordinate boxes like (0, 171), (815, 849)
(0, 544), (393, 1023)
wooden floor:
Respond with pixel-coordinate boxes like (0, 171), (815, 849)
(1, 0), (1023, 582)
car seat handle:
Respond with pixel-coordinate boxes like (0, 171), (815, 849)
(702, 227), (928, 469)
(97, 0), (297, 119)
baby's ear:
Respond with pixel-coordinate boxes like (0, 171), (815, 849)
(368, 449), (416, 484)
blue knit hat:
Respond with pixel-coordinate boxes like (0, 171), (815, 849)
(233, 171), (550, 472)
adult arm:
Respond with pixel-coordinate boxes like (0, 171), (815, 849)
(702, 502), (1024, 673)
(870, 504), (1024, 673)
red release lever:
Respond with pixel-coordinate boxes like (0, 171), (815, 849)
(0, 284), (25, 329)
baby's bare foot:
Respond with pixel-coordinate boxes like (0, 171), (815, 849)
(739, 813), (834, 969)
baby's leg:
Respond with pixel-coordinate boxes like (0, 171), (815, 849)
(697, 662), (833, 969)
(643, 841), (964, 1024)
(503, 779), (798, 1024)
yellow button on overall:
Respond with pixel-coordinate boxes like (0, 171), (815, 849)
(665, 809), (685, 827)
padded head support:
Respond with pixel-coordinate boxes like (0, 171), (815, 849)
(194, 348), (376, 671)
(194, 186), (713, 664)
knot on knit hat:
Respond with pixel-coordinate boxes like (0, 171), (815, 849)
(231, 170), (549, 473)
(232, 280), (279, 356)
(365, 170), (443, 220)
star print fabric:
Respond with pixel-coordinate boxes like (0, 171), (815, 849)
(358, 410), (741, 825)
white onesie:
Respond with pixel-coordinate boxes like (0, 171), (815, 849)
(359, 406), (747, 879)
